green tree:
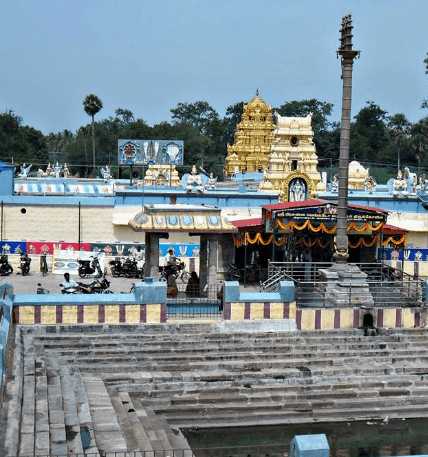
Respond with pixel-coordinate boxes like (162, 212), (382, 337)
(387, 113), (411, 170)
(350, 101), (392, 162)
(83, 94), (103, 174)
(223, 102), (244, 146)
(170, 101), (219, 135)
(0, 111), (48, 165)
(410, 118), (428, 171)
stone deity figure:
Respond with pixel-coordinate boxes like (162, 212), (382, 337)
(46, 163), (53, 176)
(289, 179), (306, 202)
(186, 165), (204, 193)
(63, 163), (70, 178)
(100, 165), (112, 181)
(364, 176), (376, 193)
(393, 169), (407, 192)
(53, 162), (62, 178)
(331, 175), (338, 192)
(18, 163), (32, 178)
(206, 172), (217, 190)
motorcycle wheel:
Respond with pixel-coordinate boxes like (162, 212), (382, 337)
(78, 270), (87, 278)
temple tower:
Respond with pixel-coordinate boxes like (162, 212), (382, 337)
(224, 93), (274, 175)
(261, 113), (322, 201)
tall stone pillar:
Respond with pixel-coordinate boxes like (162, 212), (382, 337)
(199, 236), (208, 291)
(144, 232), (160, 278)
(207, 236), (219, 298)
(217, 234), (235, 281)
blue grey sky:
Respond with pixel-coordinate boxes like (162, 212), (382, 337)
(0, 0), (426, 133)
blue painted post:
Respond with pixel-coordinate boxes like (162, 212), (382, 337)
(223, 281), (240, 303)
(290, 434), (329, 457)
(279, 280), (295, 302)
(133, 277), (167, 304)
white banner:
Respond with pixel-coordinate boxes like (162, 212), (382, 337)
(52, 249), (105, 276)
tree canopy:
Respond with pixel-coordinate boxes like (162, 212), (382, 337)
(1, 95), (427, 179)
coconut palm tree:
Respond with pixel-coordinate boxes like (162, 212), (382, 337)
(83, 94), (103, 174)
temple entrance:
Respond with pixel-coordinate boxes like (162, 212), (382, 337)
(363, 313), (374, 328)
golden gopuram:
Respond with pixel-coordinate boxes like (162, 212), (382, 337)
(224, 92), (274, 175)
(225, 93), (325, 201)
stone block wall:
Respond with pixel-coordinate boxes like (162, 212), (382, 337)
(224, 301), (296, 321)
(296, 307), (423, 330)
(13, 303), (166, 325)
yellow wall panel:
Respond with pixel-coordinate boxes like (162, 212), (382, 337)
(301, 309), (315, 330)
(402, 309), (415, 328)
(341, 309), (354, 329)
(321, 309), (335, 330)
(289, 302), (296, 319)
(126, 305), (140, 324)
(62, 306), (77, 324)
(19, 307), (34, 325)
(40, 306), (56, 325)
(230, 303), (245, 321)
(84, 305), (99, 324)
(250, 303), (264, 320)
(105, 305), (119, 324)
(270, 303), (283, 320)
(383, 308), (396, 328)
(146, 304), (161, 323)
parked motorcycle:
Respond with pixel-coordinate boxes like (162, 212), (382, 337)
(19, 254), (31, 276)
(159, 259), (189, 282)
(109, 257), (143, 278)
(88, 277), (112, 294)
(61, 277), (112, 294)
(0, 255), (13, 276)
(78, 256), (103, 278)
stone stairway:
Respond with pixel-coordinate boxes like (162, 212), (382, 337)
(5, 325), (428, 455)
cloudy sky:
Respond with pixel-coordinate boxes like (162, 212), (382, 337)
(0, 0), (426, 133)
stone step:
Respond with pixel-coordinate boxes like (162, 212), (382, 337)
(83, 377), (127, 452)
(165, 402), (428, 428)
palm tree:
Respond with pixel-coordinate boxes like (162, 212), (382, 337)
(83, 94), (103, 174)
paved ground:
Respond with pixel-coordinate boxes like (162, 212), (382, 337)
(0, 272), (139, 294)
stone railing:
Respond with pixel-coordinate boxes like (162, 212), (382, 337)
(11, 278), (167, 325)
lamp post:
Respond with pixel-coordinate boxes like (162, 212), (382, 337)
(334, 14), (360, 263)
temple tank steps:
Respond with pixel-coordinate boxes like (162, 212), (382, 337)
(7, 326), (428, 455)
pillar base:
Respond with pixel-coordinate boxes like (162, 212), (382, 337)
(318, 263), (374, 308)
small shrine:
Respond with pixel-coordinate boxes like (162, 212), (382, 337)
(348, 160), (369, 189)
(142, 164), (180, 187)
(224, 92), (274, 175)
(260, 113), (323, 201)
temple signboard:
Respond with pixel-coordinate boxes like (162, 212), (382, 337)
(273, 205), (386, 223)
(118, 139), (184, 166)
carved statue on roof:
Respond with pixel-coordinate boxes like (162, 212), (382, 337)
(364, 176), (377, 193)
(206, 172), (217, 190)
(53, 162), (62, 178)
(100, 165), (112, 181)
(18, 163), (32, 178)
(63, 163), (70, 178)
(186, 165), (204, 193)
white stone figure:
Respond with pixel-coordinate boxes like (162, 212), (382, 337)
(403, 166), (417, 193)
(289, 179), (306, 202)
(46, 163), (53, 176)
(393, 169), (407, 192)
(206, 172), (217, 190)
(53, 162), (62, 178)
(63, 163), (70, 178)
(331, 175), (338, 192)
(100, 165), (112, 181)
(186, 165), (204, 193)
(18, 163), (32, 178)
(364, 176), (377, 193)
